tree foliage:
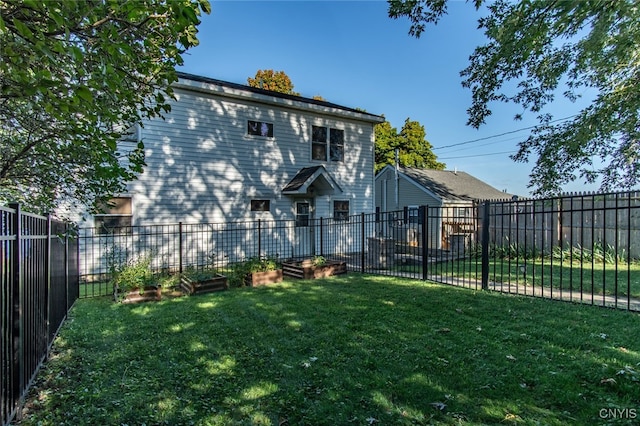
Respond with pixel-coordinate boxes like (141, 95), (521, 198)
(247, 69), (300, 96)
(0, 0), (211, 215)
(375, 118), (445, 173)
(389, 0), (640, 195)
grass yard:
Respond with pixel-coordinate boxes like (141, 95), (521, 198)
(20, 275), (640, 425)
(423, 259), (640, 300)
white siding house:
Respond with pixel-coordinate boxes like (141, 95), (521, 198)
(118, 72), (384, 225)
(79, 73), (385, 277)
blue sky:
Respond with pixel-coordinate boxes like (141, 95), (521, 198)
(178, 0), (598, 196)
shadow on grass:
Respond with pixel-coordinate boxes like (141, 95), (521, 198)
(21, 274), (640, 425)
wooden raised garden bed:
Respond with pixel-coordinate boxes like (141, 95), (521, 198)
(243, 269), (283, 287)
(282, 259), (347, 279)
(180, 274), (228, 295)
(114, 285), (162, 303)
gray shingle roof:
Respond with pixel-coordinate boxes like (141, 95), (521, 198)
(282, 166), (342, 195)
(282, 166), (324, 192)
(400, 167), (512, 201)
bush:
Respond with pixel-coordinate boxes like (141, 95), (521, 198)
(109, 254), (155, 294)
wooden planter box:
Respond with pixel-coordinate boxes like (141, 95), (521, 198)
(180, 274), (228, 295)
(114, 285), (161, 303)
(282, 260), (347, 279)
(243, 269), (283, 287)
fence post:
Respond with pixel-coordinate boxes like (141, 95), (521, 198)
(9, 203), (23, 420)
(319, 217), (324, 257)
(481, 201), (490, 290)
(421, 205), (428, 281)
(257, 219), (262, 258)
(64, 223), (69, 310)
(178, 222), (183, 274)
(45, 214), (51, 355)
(361, 212), (365, 273)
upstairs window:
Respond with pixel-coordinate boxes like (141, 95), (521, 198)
(329, 128), (344, 162)
(312, 126), (344, 162)
(311, 125), (327, 160)
(248, 120), (274, 137)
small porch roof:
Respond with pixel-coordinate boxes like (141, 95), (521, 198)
(282, 166), (342, 196)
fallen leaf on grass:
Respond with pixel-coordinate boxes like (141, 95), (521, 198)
(437, 327), (451, 333)
(429, 402), (447, 411)
(506, 355), (517, 361)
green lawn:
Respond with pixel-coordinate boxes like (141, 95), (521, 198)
(21, 275), (640, 425)
(432, 259), (640, 300)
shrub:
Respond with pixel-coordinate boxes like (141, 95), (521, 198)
(109, 253), (155, 295)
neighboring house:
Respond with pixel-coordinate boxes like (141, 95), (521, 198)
(86, 72), (385, 266)
(374, 165), (512, 249)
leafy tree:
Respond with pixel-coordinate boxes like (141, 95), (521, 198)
(389, 0), (640, 195)
(375, 118), (445, 173)
(247, 69), (300, 96)
(0, 0), (210, 215)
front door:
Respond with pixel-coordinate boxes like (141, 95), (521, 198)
(293, 199), (315, 258)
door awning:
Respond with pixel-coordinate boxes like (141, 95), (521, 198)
(282, 166), (342, 196)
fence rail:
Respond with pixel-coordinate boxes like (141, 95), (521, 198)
(1, 204), (79, 426)
(78, 191), (639, 311)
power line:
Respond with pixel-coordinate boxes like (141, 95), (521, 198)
(438, 150), (517, 160)
(432, 115), (577, 150)
(439, 135), (523, 154)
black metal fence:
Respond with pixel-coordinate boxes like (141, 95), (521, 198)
(1, 204), (79, 426)
(419, 192), (640, 310)
(78, 191), (639, 311)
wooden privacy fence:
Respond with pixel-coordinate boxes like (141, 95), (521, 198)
(483, 192), (640, 259)
(1, 204), (79, 426)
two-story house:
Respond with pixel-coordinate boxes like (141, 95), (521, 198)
(86, 72), (384, 268)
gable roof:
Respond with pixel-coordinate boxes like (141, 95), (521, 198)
(282, 166), (342, 196)
(174, 72), (385, 124)
(393, 166), (512, 202)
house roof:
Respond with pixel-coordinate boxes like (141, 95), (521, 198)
(282, 166), (342, 196)
(175, 72), (385, 124)
(397, 167), (512, 202)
